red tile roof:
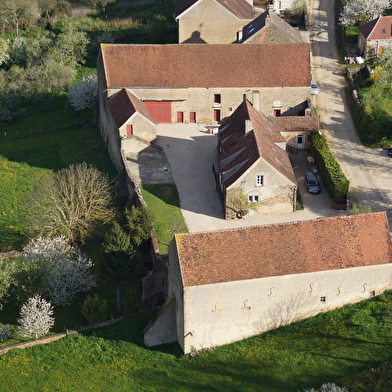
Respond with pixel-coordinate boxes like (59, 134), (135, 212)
(219, 100), (296, 188)
(100, 44), (310, 89)
(107, 88), (156, 128)
(175, 0), (252, 19)
(268, 116), (320, 132)
(359, 16), (392, 40)
(175, 212), (392, 287)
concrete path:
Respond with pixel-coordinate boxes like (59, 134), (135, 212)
(309, 0), (392, 224)
(157, 124), (346, 233)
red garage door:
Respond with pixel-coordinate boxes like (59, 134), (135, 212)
(144, 101), (172, 123)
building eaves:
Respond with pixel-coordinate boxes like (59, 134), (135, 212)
(177, 212), (392, 287)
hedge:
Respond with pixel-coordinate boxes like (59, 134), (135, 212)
(311, 129), (350, 199)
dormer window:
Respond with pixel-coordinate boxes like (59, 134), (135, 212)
(382, 28), (387, 35)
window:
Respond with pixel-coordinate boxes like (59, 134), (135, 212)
(214, 94), (221, 104)
(320, 296), (326, 302)
(248, 195), (259, 203)
(256, 175), (264, 186)
(371, 290), (376, 297)
(382, 28), (387, 34)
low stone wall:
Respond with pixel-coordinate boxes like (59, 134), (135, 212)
(0, 316), (125, 356)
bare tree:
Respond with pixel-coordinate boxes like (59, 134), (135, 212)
(26, 163), (115, 244)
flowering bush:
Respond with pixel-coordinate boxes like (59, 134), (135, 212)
(18, 294), (54, 339)
(19, 236), (96, 306)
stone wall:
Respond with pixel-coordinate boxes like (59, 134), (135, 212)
(180, 264), (392, 353)
(178, 0), (252, 44)
(121, 86), (310, 124)
(0, 316), (126, 356)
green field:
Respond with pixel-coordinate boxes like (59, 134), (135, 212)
(1, 292), (392, 391)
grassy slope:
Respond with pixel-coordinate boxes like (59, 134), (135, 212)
(1, 293), (392, 391)
(0, 97), (117, 249)
(141, 184), (188, 254)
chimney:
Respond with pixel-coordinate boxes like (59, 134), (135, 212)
(252, 90), (260, 111)
(265, 15), (271, 27)
(237, 28), (243, 42)
(245, 119), (253, 134)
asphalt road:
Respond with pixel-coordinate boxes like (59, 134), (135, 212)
(310, 0), (392, 224)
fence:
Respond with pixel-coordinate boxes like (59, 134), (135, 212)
(2, 119), (92, 142)
(0, 315), (126, 356)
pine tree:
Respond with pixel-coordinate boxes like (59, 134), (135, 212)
(101, 222), (134, 313)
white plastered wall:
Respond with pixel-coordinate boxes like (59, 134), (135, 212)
(180, 264), (392, 353)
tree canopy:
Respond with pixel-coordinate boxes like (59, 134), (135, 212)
(26, 163), (115, 244)
(340, 0), (392, 27)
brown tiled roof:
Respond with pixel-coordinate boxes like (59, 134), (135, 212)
(100, 44), (310, 88)
(242, 10), (303, 43)
(107, 88), (156, 128)
(175, 0), (252, 19)
(269, 116), (320, 132)
(175, 212), (392, 287)
(359, 16), (392, 40)
(218, 100), (296, 188)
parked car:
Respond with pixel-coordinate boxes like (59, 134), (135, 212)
(388, 148), (392, 156)
(305, 172), (320, 194)
(311, 80), (319, 95)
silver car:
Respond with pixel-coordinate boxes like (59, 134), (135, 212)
(311, 80), (319, 95)
(305, 172), (320, 194)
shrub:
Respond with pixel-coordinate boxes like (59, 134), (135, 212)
(311, 130), (350, 199)
(0, 324), (12, 342)
(80, 294), (109, 324)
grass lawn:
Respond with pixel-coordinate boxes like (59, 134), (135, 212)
(141, 184), (188, 254)
(345, 26), (358, 45)
(1, 292), (392, 391)
(0, 96), (117, 250)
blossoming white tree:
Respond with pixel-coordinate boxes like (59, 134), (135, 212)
(18, 294), (54, 339)
(68, 75), (98, 111)
(340, 0), (392, 27)
(0, 38), (10, 66)
(20, 236), (96, 306)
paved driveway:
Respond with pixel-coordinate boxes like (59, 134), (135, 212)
(156, 124), (346, 233)
(309, 0), (392, 225)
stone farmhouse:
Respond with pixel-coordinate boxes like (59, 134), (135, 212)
(175, 0), (253, 44)
(358, 15), (392, 58)
(97, 43), (311, 171)
(144, 212), (392, 353)
(238, 8), (304, 44)
(217, 99), (297, 218)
